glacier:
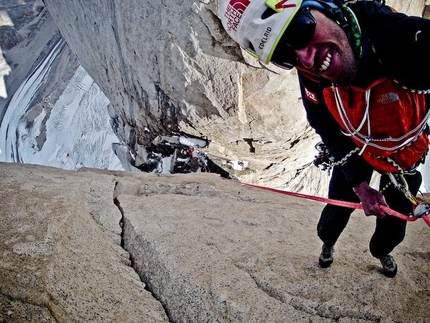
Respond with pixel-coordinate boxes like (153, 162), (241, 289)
(0, 38), (123, 171)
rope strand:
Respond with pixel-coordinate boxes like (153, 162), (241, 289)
(237, 181), (430, 227)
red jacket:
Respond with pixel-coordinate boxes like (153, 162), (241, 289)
(299, 0), (430, 184)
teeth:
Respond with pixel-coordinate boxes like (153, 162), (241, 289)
(319, 53), (332, 71)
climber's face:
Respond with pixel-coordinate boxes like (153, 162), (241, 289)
(291, 10), (357, 84)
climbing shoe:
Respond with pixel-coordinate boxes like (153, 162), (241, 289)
(379, 254), (398, 278)
(319, 244), (334, 268)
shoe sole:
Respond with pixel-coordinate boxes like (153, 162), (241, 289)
(319, 258), (333, 268)
(382, 266), (398, 278)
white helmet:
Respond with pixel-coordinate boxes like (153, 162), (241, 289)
(220, 0), (304, 64)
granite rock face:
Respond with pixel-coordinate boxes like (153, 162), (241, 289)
(1, 162), (429, 322)
(42, 0), (322, 191)
(0, 163), (168, 322)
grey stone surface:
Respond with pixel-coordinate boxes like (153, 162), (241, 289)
(0, 163), (168, 322)
(42, 0), (320, 190)
(1, 162), (429, 322)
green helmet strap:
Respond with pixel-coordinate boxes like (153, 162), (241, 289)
(341, 4), (363, 64)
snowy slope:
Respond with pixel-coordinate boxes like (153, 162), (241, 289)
(0, 46), (123, 170)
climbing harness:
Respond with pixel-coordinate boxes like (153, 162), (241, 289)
(312, 142), (430, 224)
(386, 172), (430, 219)
(313, 141), (360, 174)
(312, 141), (430, 221)
(313, 142), (335, 173)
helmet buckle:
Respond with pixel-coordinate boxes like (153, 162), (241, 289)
(266, 0), (296, 13)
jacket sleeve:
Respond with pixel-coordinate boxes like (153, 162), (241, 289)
(348, 0), (430, 90)
(298, 73), (373, 186)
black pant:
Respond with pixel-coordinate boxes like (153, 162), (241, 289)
(317, 167), (422, 259)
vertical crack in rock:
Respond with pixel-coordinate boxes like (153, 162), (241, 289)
(234, 264), (381, 322)
(113, 180), (128, 249)
(112, 181), (173, 322)
(113, 196), (126, 249)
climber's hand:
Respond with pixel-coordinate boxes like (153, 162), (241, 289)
(353, 181), (388, 218)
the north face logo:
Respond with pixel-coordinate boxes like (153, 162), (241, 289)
(377, 92), (400, 105)
(224, 0), (250, 32)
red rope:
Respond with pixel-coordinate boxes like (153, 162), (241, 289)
(240, 182), (430, 226)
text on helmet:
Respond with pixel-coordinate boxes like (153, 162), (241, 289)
(259, 27), (272, 50)
(224, 0), (251, 32)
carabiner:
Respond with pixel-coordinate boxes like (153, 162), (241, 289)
(412, 202), (430, 218)
(388, 173), (420, 206)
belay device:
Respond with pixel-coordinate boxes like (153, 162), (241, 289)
(313, 141), (335, 173)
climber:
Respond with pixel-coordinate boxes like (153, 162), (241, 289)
(219, 0), (430, 277)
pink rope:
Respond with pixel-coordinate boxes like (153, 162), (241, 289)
(240, 182), (430, 226)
